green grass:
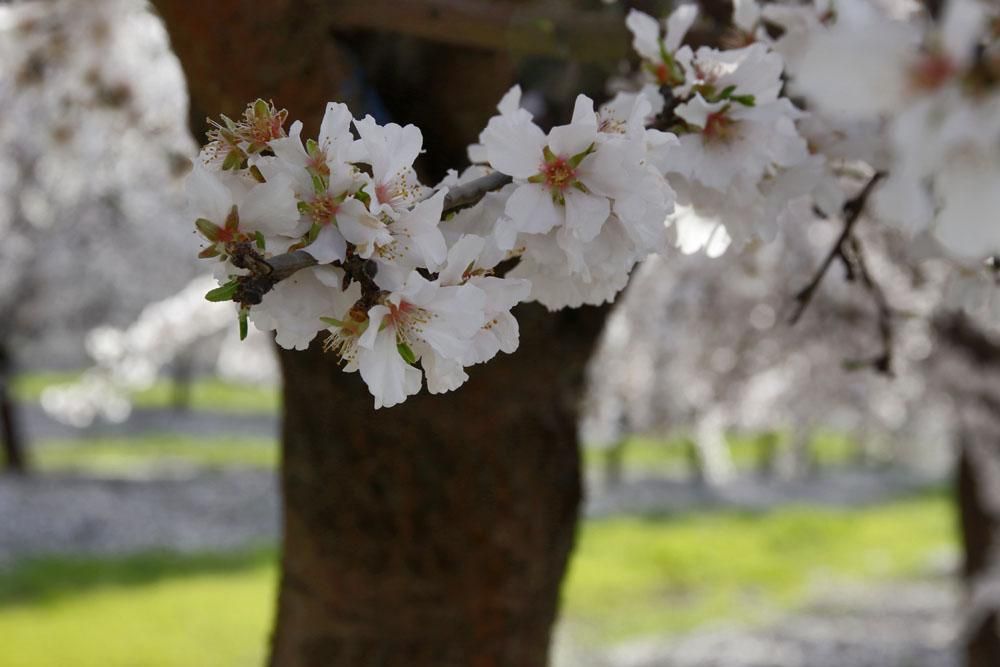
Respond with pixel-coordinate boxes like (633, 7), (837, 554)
(584, 432), (864, 477)
(11, 371), (279, 414)
(0, 550), (277, 667)
(564, 489), (956, 643)
(0, 492), (956, 664)
(34, 435), (278, 473)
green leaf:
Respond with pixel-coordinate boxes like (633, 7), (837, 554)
(306, 138), (320, 157)
(542, 145), (557, 163)
(205, 280), (239, 302)
(297, 201), (311, 215)
(396, 341), (417, 365)
(198, 246), (221, 259)
(195, 218), (222, 241)
(716, 85), (737, 101)
(320, 316), (345, 328)
(238, 306), (249, 341)
(731, 94), (756, 107)
(254, 231), (266, 250)
(248, 164), (266, 183)
(527, 173), (546, 184)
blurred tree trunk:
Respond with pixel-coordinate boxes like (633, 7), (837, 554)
(936, 314), (1000, 667)
(0, 344), (28, 474)
(155, 2), (612, 664)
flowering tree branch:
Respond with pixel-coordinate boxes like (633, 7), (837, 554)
(788, 172), (886, 325)
(220, 170), (515, 307)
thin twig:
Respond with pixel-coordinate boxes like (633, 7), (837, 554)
(788, 172), (885, 324)
(841, 236), (895, 375)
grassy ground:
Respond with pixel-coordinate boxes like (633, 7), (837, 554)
(33, 435), (278, 473)
(12, 371), (279, 414)
(32, 432), (859, 476)
(0, 491), (956, 665)
(584, 432), (866, 477)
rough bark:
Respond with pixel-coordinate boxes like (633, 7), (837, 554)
(272, 303), (607, 666)
(154, 2), (612, 664)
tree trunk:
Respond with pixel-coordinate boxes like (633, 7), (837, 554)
(956, 412), (1000, 667)
(935, 314), (1000, 667)
(154, 2), (613, 664)
(0, 345), (27, 474)
(272, 304), (607, 666)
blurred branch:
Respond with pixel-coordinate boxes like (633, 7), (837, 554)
(330, 0), (630, 63)
(788, 172), (886, 325)
(840, 236), (895, 375)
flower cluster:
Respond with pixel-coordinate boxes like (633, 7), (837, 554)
(188, 0), (1000, 406)
(626, 3), (825, 255)
(188, 103), (532, 408)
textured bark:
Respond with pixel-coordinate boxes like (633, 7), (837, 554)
(272, 304), (607, 666)
(155, 2), (610, 664)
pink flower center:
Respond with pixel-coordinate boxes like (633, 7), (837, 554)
(911, 54), (956, 92)
(542, 156), (577, 192)
(703, 111), (736, 143)
(310, 193), (340, 226)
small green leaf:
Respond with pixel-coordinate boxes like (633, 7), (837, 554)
(306, 138), (320, 157)
(249, 164), (266, 183)
(205, 280), (239, 302)
(542, 145), (557, 163)
(224, 205), (240, 231)
(527, 173), (546, 184)
(716, 85), (736, 101)
(297, 201), (311, 215)
(731, 94), (755, 107)
(320, 316), (345, 328)
(254, 231), (266, 250)
(195, 218), (222, 241)
(239, 306), (249, 341)
(396, 341), (417, 365)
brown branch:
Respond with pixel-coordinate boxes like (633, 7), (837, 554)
(788, 171), (886, 324)
(442, 171), (512, 211)
(330, 0), (630, 63)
